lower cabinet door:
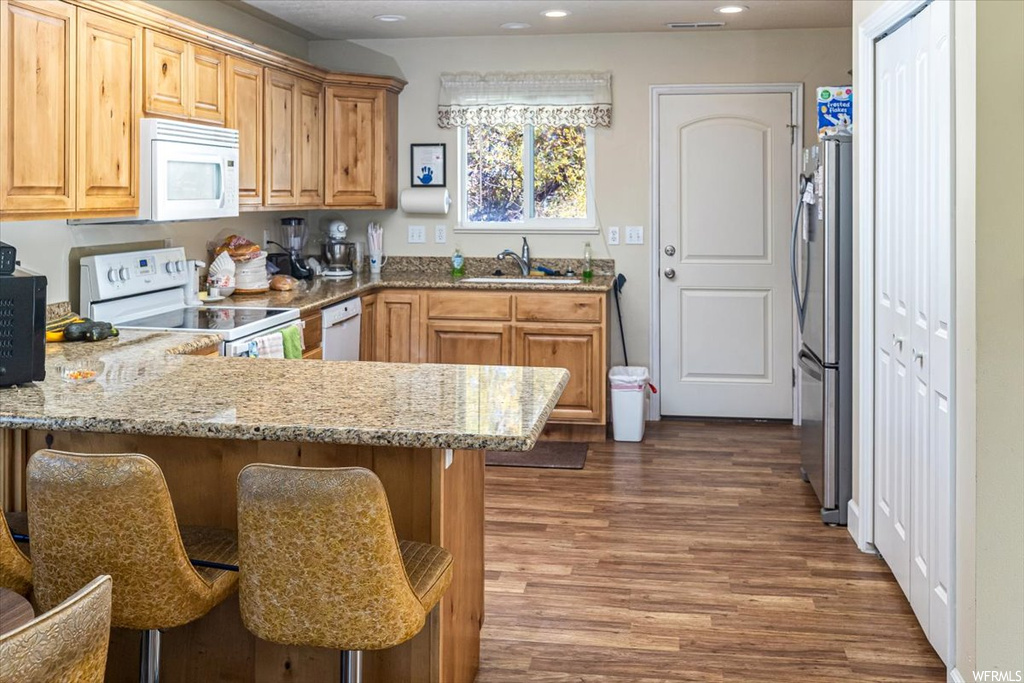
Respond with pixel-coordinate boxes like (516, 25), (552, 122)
(514, 323), (603, 422)
(376, 291), (422, 363)
(427, 321), (511, 366)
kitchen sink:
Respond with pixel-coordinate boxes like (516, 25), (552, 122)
(459, 277), (582, 285)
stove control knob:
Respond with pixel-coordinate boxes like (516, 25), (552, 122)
(107, 267), (118, 283)
(165, 262), (175, 274)
(119, 267), (130, 282)
(175, 260), (185, 273)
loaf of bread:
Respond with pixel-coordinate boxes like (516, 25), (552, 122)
(215, 234), (262, 260)
(270, 274), (298, 291)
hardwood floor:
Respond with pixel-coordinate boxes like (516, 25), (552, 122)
(478, 420), (946, 682)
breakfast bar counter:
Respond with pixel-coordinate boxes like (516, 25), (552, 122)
(0, 333), (568, 683)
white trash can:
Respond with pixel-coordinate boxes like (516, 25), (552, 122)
(609, 366), (652, 442)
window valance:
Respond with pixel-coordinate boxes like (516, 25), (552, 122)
(437, 71), (612, 128)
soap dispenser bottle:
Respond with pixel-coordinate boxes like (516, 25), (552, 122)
(451, 246), (465, 278)
(582, 241), (593, 280)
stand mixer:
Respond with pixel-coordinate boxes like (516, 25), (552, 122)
(322, 220), (354, 279)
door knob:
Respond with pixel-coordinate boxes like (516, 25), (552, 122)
(664, 245), (676, 256)
(664, 268), (676, 279)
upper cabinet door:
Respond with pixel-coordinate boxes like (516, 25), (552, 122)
(142, 29), (187, 120)
(0, 0), (76, 214)
(190, 44), (226, 125)
(77, 9), (141, 213)
(264, 68), (298, 205)
(325, 85), (396, 209)
(296, 77), (323, 206)
(226, 56), (263, 207)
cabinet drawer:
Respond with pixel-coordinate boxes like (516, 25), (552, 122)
(427, 292), (512, 321)
(301, 311), (322, 351)
(514, 293), (603, 323)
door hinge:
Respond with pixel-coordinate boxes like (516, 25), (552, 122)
(787, 123), (798, 145)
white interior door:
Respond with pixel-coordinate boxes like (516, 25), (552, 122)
(658, 92), (795, 419)
(873, 0), (953, 664)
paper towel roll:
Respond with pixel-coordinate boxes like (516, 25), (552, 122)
(400, 187), (452, 215)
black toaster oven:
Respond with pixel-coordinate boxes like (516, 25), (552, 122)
(0, 272), (47, 386)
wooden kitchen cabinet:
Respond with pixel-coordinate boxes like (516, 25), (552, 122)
(360, 294), (377, 361)
(0, 0), (76, 215)
(296, 78), (323, 205)
(143, 30), (225, 125)
(375, 291), (423, 363)
(225, 56), (263, 206)
(427, 321), (512, 366)
(264, 69), (322, 207)
(324, 84), (399, 209)
(76, 8), (141, 213)
(514, 323), (605, 423)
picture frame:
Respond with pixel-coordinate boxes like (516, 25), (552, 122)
(411, 143), (446, 187)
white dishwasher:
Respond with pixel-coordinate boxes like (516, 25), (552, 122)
(321, 298), (362, 361)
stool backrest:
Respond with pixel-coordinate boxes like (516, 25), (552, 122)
(0, 574), (112, 683)
(237, 464), (425, 651)
(26, 450), (215, 630)
(0, 512), (32, 596)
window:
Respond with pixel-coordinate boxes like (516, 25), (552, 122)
(459, 123), (596, 230)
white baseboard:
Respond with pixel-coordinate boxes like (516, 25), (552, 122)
(949, 667), (966, 683)
(847, 500), (860, 545)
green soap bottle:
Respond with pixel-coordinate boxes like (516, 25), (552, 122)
(582, 241), (594, 280)
(452, 246), (465, 278)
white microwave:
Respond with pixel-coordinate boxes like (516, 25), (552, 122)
(73, 118), (239, 224)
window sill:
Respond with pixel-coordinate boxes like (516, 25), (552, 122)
(455, 223), (599, 235)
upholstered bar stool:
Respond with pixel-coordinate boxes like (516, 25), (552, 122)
(0, 575), (112, 683)
(237, 464), (454, 683)
(1, 511), (32, 596)
(26, 450), (239, 683)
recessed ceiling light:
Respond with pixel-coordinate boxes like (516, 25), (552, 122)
(373, 14), (406, 22)
(542, 9), (571, 18)
(501, 22), (532, 30)
(714, 5), (748, 14)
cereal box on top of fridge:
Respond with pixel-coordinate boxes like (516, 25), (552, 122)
(817, 86), (853, 138)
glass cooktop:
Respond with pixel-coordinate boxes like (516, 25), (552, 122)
(116, 306), (298, 341)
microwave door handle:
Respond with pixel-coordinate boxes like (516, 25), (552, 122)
(216, 157), (227, 208)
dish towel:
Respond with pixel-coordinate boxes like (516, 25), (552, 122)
(253, 332), (285, 359)
(281, 324), (303, 359)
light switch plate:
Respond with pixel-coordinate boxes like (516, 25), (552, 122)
(408, 225), (426, 244)
(607, 226), (621, 246)
(625, 225), (644, 245)
(434, 224), (447, 244)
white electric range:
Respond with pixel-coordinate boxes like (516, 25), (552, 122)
(80, 247), (299, 356)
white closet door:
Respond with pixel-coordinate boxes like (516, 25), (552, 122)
(873, 0), (953, 665)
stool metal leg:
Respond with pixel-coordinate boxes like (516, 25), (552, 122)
(340, 650), (363, 683)
(139, 629), (161, 683)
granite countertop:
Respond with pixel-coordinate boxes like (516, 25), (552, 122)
(3, 335), (569, 451)
(218, 258), (615, 316)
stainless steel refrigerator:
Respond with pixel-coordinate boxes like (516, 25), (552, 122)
(793, 136), (853, 526)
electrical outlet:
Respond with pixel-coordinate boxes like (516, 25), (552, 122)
(607, 226), (621, 246)
(434, 224), (447, 244)
(408, 225), (426, 244)
(625, 225), (644, 245)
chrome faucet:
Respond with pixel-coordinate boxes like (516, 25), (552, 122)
(497, 237), (531, 276)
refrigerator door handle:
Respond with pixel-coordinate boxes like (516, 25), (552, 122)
(798, 349), (822, 380)
(791, 176), (811, 331)
(822, 365), (838, 508)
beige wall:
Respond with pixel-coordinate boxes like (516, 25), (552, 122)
(974, 0), (1024, 671)
(310, 28), (852, 369)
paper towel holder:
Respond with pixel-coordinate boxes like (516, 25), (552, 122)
(400, 187), (452, 215)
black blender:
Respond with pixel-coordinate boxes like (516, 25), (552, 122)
(269, 217), (312, 279)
